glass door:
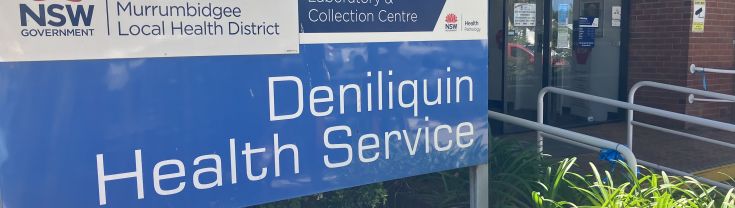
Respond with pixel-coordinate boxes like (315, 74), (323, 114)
(547, 0), (623, 127)
(491, 0), (626, 134)
(502, 0), (546, 132)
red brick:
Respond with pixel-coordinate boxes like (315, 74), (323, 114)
(629, 0), (735, 127)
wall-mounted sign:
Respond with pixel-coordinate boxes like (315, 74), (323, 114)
(692, 0), (706, 33)
(577, 17), (598, 48)
(0, 0), (300, 62)
(0, 0), (489, 207)
(513, 3), (536, 27)
(581, 0), (603, 37)
(557, 4), (571, 49)
(612, 6), (622, 27)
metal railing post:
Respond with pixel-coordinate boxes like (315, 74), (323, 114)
(628, 81), (735, 148)
(537, 90), (545, 153)
(638, 160), (733, 189)
(469, 164), (488, 208)
(688, 64), (735, 103)
(489, 111), (638, 170)
(627, 91), (635, 150)
(690, 64), (735, 75)
(540, 87), (735, 133)
(537, 84), (735, 189)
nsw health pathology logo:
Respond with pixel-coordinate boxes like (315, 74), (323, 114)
(19, 0), (96, 37)
(444, 13), (458, 31)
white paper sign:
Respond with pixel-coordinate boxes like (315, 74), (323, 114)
(557, 29), (570, 49)
(0, 0), (299, 62)
(692, 0), (706, 33)
(514, 3), (536, 27)
(612, 6), (621, 27)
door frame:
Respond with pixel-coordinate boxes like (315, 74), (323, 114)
(493, 0), (630, 135)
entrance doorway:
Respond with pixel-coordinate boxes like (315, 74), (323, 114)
(490, 0), (627, 134)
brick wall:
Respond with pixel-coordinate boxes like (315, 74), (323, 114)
(685, 0), (735, 122)
(629, 0), (735, 127)
(628, 0), (692, 128)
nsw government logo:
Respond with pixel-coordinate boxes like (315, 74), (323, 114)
(19, 0), (96, 37)
(444, 13), (458, 32)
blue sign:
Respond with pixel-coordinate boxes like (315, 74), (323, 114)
(577, 17), (597, 48)
(558, 4), (569, 26)
(0, 0), (488, 207)
(300, 0), (447, 33)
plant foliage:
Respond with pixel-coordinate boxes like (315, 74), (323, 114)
(532, 158), (735, 208)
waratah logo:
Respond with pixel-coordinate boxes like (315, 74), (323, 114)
(445, 13), (458, 23)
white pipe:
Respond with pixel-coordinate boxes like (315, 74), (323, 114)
(492, 111), (732, 190)
(546, 126), (733, 190)
(489, 111), (638, 170)
(638, 160), (734, 190)
(546, 129), (734, 190)
(539, 132), (601, 152)
(630, 81), (735, 103)
(690, 64), (735, 75)
(628, 81), (735, 150)
(688, 94), (735, 104)
(632, 121), (735, 149)
(540, 87), (735, 133)
(537, 90), (544, 153)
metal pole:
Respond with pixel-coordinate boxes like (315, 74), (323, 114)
(627, 81), (735, 148)
(469, 164), (489, 208)
(638, 160), (734, 190)
(489, 111), (638, 169)
(689, 94), (735, 104)
(627, 97), (635, 150)
(537, 90), (544, 153)
(540, 87), (735, 133)
(690, 64), (735, 75)
(632, 121), (735, 149)
(630, 81), (735, 103)
(491, 110), (732, 190)
(540, 132), (601, 152)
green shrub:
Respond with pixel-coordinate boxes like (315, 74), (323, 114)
(257, 183), (387, 208)
(533, 158), (735, 208)
(383, 169), (470, 208)
(260, 137), (735, 207)
(489, 137), (550, 207)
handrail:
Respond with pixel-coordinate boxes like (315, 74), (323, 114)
(628, 81), (735, 150)
(690, 64), (735, 75)
(489, 110), (733, 189)
(624, 81), (735, 189)
(489, 110), (638, 169)
(631, 121), (735, 149)
(688, 95), (735, 103)
(688, 64), (735, 103)
(533, 85), (735, 189)
(539, 86), (735, 152)
(637, 160), (734, 189)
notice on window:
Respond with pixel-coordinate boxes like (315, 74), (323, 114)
(513, 3), (536, 27)
(692, 0), (706, 33)
(0, 0), (299, 62)
(577, 17), (597, 48)
(612, 6), (621, 27)
(557, 4), (570, 49)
